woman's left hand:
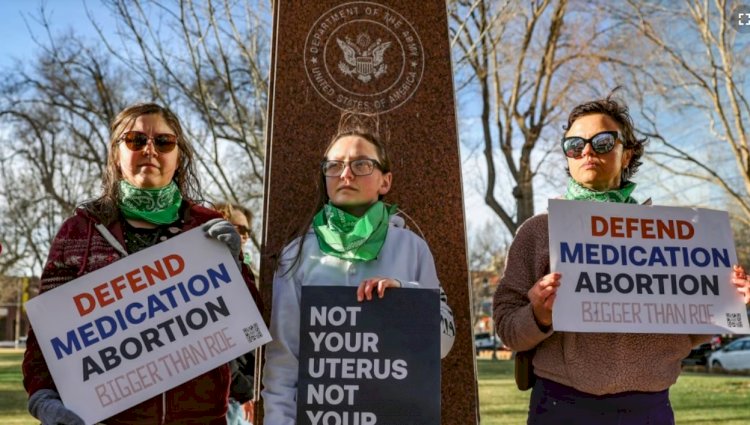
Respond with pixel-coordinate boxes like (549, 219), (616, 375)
(202, 218), (241, 261)
(357, 277), (401, 301)
(732, 265), (750, 304)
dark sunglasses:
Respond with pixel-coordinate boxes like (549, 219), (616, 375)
(119, 131), (178, 154)
(561, 131), (621, 158)
(234, 224), (250, 237)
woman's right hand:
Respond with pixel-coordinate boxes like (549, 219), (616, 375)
(527, 272), (561, 329)
(28, 389), (84, 425)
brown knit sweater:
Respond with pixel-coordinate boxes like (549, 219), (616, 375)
(493, 213), (710, 395)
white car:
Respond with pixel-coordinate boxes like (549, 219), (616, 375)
(708, 336), (750, 371)
(474, 332), (505, 353)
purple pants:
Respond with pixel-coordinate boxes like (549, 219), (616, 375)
(527, 378), (675, 425)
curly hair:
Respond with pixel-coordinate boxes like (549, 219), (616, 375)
(564, 91), (647, 181)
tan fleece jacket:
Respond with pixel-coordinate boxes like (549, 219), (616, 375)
(493, 213), (710, 395)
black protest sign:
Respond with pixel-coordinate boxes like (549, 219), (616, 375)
(297, 286), (440, 425)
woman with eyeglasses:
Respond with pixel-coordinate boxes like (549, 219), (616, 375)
(492, 93), (750, 424)
(22, 103), (258, 425)
(261, 114), (456, 424)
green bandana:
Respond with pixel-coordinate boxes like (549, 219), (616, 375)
(564, 178), (638, 204)
(119, 180), (183, 225)
(312, 201), (396, 262)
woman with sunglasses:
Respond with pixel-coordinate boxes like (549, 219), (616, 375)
(492, 93), (750, 425)
(261, 114), (456, 424)
(22, 103), (258, 425)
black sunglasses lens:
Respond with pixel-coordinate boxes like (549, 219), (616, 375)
(563, 138), (585, 158)
(591, 133), (616, 153)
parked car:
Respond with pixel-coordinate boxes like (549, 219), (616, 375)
(474, 332), (505, 353)
(682, 342), (713, 367)
(708, 336), (750, 371)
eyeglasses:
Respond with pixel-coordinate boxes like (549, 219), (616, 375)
(234, 224), (250, 237)
(321, 158), (382, 177)
(119, 131), (178, 154)
(561, 131), (621, 158)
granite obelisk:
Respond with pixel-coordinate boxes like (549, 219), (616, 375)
(260, 1), (479, 423)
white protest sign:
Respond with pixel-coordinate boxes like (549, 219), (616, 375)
(549, 199), (750, 334)
(25, 227), (271, 425)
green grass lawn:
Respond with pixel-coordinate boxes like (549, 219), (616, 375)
(477, 358), (750, 424)
(0, 350), (33, 425)
(3, 350), (749, 424)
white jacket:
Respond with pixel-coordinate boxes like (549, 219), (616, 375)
(261, 216), (456, 425)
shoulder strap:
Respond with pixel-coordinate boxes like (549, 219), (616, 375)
(94, 223), (129, 257)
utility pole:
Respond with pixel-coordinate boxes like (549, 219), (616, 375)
(482, 277), (498, 361)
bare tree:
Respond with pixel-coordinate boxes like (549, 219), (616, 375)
(0, 23), (125, 274)
(449, 0), (618, 235)
(610, 0), (750, 224)
(467, 221), (508, 329)
(0, 1), (270, 275)
(95, 0), (271, 242)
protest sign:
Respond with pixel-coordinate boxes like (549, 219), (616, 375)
(297, 286), (440, 425)
(549, 199), (750, 334)
(25, 227), (271, 425)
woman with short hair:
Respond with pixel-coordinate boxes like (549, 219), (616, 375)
(493, 92), (750, 424)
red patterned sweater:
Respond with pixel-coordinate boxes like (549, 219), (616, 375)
(23, 202), (261, 425)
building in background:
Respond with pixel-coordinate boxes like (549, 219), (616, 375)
(0, 275), (37, 344)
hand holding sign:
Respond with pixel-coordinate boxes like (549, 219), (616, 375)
(28, 389), (84, 425)
(356, 277), (400, 301)
(528, 272), (561, 328)
(732, 265), (750, 304)
(202, 218), (242, 266)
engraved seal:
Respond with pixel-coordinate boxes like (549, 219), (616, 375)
(304, 2), (425, 113)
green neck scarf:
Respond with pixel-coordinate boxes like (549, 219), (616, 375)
(119, 180), (183, 225)
(564, 178), (638, 204)
(312, 201), (396, 262)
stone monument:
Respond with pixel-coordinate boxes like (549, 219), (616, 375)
(260, 1), (479, 423)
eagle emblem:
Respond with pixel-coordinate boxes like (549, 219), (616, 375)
(336, 34), (391, 83)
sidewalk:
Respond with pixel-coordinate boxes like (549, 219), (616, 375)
(476, 349), (512, 360)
